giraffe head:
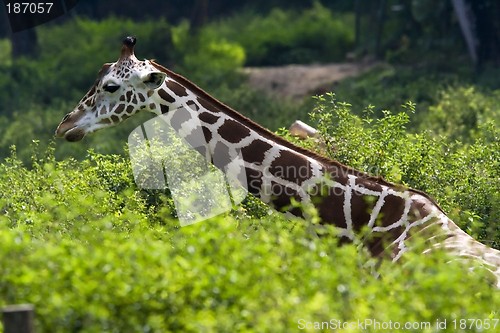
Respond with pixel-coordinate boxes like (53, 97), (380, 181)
(55, 36), (167, 141)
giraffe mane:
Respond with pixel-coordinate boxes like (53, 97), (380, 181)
(150, 60), (446, 215)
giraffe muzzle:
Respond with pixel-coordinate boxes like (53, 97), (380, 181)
(55, 114), (86, 142)
(55, 126), (85, 142)
(62, 127), (86, 142)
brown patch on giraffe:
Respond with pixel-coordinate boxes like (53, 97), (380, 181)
(217, 119), (251, 143)
(357, 193), (410, 257)
(269, 181), (303, 217)
(166, 80), (188, 97)
(408, 196), (432, 221)
(158, 88), (176, 103)
(147, 90), (154, 97)
(87, 86), (96, 97)
(138, 93), (146, 102)
(131, 95), (137, 104)
(325, 165), (350, 188)
(269, 150), (312, 185)
(380, 195), (405, 222)
(404, 197), (447, 241)
(202, 126), (212, 143)
(365, 230), (400, 257)
(350, 190), (376, 229)
(125, 91), (133, 102)
(99, 118), (113, 125)
(160, 104), (169, 114)
(198, 112), (219, 125)
(355, 176), (383, 193)
(314, 186), (347, 229)
(115, 104), (125, 114)
(149, 103), (157, 110)
(110, 115), (120, 123)
(240, 139), (273, 164)
(187, 100), (200, 111)
(120, 95), (126, 102)
(289, 206), (304, 218)
(126, 105), (135, 114)
(197, 97), (219, 113)
(245, 167), (263, 195)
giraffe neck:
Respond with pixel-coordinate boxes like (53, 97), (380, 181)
(147, 61), (500, 287)
(151, 62), (348, 208)
(149, 61), (432, 249)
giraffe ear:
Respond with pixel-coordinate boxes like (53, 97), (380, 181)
(142, 71), (167, 89)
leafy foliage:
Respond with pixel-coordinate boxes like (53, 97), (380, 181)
(0, 11), (331, 162)
(0, 145), (498, 332)
(171, 21), (246, 87)
(0, 6), (499, 332)
(422, 86), (500, 143)
(1, 18), (173, 114)
(332, 63), (468, 119)
(310, 93), (500, 248)
(0, 39), (11, 66)
(205, 2), (354, 65)
(0, 18), (174, 161)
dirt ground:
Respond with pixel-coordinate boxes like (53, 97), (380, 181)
(243, 60), (376, 100)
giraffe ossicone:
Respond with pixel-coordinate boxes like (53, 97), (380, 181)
(55, 36), (500, 288)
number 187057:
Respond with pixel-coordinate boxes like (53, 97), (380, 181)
(452, 318), (499, 330)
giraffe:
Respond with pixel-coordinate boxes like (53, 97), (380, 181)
(55, 36), (500, 287)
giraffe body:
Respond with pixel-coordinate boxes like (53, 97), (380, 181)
(55, 37), (500, 287)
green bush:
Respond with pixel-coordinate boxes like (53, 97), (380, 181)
(0, 18), (172, 115)
(171, 21), (246, 87)
(1, 13), (499, 331)
(36, 17), (172, 106)
(332, 64), (467, 119)
(1, 214), (498, 332)
(0, 18), (175, 162)
(205, 2), (354, 65)
(0, 15), (312, 163)
(0, 149), (498, 332)
(0, 94), (499, 332)
(421, 86), (500, 143)
(310, 93), (500, 248)
(332, 64), (500, 138)
(0, 39), (11, 66)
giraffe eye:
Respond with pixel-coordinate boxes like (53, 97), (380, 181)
(103, 84), (120, 93)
